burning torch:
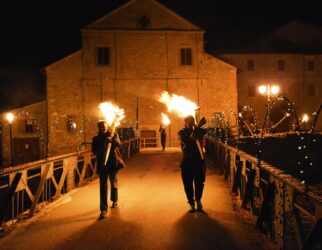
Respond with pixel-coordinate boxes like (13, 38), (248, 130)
(159, 91), (206, 159)
(99, 102), (125, 165)
(161, 113), (171, 126)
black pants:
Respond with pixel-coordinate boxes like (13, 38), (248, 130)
(161, 136), (166, 150)
(99, 169), (118, 212)
(181, 161), (206, 205)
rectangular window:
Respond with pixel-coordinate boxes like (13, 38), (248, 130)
(277, 60), (285, 71)
(97, 47), (110, 65)
(25, 119), (33, 133)
(247, 60), (255, 71)
(247, 85), (256, 97)
(307, 85), (315, 96)
(180, 48), (192, 65)
(307, 61), (315, 71)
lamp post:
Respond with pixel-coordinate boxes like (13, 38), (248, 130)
(258, 84), (280, 132)
(6, 113), (14, 166)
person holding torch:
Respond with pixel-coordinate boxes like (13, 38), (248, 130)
(92, 102), (125, 219)
(178, 115), (207, 213)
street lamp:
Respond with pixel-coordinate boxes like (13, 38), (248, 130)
(6, 112), (14, 166)
(258, 84), (280, 132)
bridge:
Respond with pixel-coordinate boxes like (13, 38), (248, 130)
(0, 138), (321, 250)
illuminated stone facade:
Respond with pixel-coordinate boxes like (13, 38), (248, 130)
(0, 101), (47, 166)
(45, 0), (237, 155)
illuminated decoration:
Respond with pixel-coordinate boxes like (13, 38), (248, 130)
(6, 113), (14, 123)
(301, 114), (309, 123)
(99, 102), (125, 165)
(239, 106), (258, 137)
(99, 102), (125, 127)
(159, 91), (198, 118)
(161, 113), (170, 126)
(271, 112), (291, 130)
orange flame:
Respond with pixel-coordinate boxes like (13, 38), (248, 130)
(159, 91), (198, 118)
(99, 102), (125, 127)
(161, 113), (171, 126)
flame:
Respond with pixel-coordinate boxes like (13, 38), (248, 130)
(161, 113), (171, 126)
(159, 91), (198, 118)
(99, 102), (125, 127)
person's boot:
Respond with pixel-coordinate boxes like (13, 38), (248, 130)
(112, 201), (118, 208)
(196, 200), (204, 211)
(188, 203), (195, 213)
(99, 210), (107, 219)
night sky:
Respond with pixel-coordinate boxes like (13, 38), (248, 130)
(1, 0), (322, 112)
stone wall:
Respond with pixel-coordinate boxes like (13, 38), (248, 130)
(0, 101), (47, 167)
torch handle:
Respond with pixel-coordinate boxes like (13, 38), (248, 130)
(196, 139), (204, 160)
(104, 127), (116, 166)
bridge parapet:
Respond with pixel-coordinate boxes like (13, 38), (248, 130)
(0, 137), (140, 230)
(207, 137), (322, 250)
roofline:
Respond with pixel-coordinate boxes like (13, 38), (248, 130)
(44, 50), (81, 71)
(82, 28), (204, 34)
(205, 53), (236, 70)
(84, 0), (202, 31)
(85, 0), (136, 28)
(1, 101), (46, 116)
(152, 0), (202, 30)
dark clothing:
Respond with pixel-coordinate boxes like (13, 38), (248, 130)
(92, 131), (122, 175)
(92, 131), (122, 212)
(99, 170), (118, 212)
(159, 127), (166, 150)
(178, 127), (207, 205)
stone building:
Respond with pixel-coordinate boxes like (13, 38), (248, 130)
(44, 0), (237, 155)
(0, 101), (47, 167)
(216, 20), (322, 131)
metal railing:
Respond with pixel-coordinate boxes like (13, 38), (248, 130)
(207, 137), (322, 250)
(140, 137), (157, 148)
(0, 137), (140, 230)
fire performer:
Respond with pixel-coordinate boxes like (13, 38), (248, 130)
(92, 103), (125, 219)
(159, 125), (166, 151)
(159, 113), (170, 151)
(178, 115), (207, 213)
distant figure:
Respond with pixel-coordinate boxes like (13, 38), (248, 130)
(159, 125), (166, 151)
(178, 115), (207, 213)
(92, 121), (123, 219)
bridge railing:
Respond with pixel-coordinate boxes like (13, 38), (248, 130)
(0, 137), (140, 230)
(207, 137), (322, 250)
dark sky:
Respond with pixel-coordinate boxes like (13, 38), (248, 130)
(0, 0), (322, 111)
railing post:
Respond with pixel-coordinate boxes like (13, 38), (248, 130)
(0, 172), (22, 227)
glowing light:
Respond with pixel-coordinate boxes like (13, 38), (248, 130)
(159, 91), (198, 118)
(6, 113), (14, 123)
(258, 85), (267, 94)
(302, 114), (309, 123)
(271, 85), (280, 95)
(161, 113), (171, 126)
(72, 122), (77, 129)
(99, 102), (125, 127)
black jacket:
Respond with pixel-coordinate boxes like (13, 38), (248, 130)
(92, 131), (123, 174)
(178, 127), (207, 165)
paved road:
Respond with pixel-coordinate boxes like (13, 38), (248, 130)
(0, 149), (276, 250)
